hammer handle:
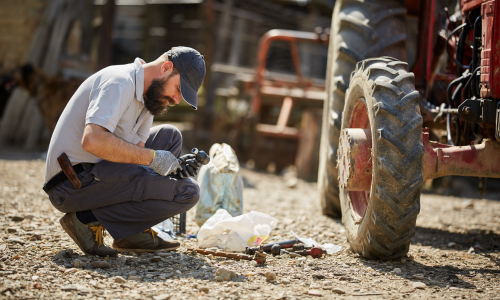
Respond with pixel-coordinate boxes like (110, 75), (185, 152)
(57, 153), (82, 190)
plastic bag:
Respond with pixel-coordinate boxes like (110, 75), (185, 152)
(197, 209), (277, 251)
(291, 230), (342, 254)
(195, 143), (243, 227)
(152, 219), (175, 241)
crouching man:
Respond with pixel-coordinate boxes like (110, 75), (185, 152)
(43, 47), (205, 257)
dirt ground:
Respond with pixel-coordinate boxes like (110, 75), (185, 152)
(0, 156), (499, 299)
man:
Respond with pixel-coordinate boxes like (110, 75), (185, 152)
(43, 47), (206, 257)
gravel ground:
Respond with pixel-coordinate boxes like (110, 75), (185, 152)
(0, 157), (499, 299)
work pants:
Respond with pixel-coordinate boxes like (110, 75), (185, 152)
(47, 125), (200, 240)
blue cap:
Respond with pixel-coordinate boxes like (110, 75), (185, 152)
(167, 47), (205, 110)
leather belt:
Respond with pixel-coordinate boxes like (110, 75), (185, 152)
(42, 163), (95, 194)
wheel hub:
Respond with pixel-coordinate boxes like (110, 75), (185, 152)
(337, 129), (373, 191)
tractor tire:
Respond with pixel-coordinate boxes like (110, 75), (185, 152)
(319, 0), (408, 217)
(341, 57), (423, 260)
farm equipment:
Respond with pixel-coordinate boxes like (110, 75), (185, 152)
(319, 0), (500, 259)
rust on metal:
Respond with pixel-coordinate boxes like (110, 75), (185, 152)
(338, 128), (373, 191)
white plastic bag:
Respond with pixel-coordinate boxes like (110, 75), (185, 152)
(197, 209), (277, 251)
(291, 230), (342, 254)
(152, 219), (175, 241)
(195, 143), (243, 227)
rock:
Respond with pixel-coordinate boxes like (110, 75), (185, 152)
(448, 242), (456, 247)
(114, 276), (126, 283)
(61, 284), (90, 292)
(6, 227), (18, 233)
(32, 275), (39, 281)
(64, 268), (78, 275)
(73, 259), (85, 268)
(215, 268), (236, 282)
(153, 294), (171, 300)
(313, 274), (325, 279)
(400, 258), (407, 264)
(393, 268), (402, 274)
(128, 275), (142, 281)
(413, 282), (426, 289)
(156, 252), (173, 257)
(7, 238), (24, 244)
(54, 249), (72, 260)
(150, 256), (162, 262)
(413, 274), (425, 280)
(11, 216), (24, 222)
(145, 274), (154, 279)
(30, 233), (42, 241)
(198, 287), (209, 293)
(265, 271), (276, 282)
(332, 288), (346, 294)
(92, 261), (110, 269)
(308, 289), (323, 297)
(322, 281), (333, 288)
(281, 279), (290, 284)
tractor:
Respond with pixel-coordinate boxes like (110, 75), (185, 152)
(319, 0), (500, 259)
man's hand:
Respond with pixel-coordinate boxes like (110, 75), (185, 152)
(82, 124), (154, 166)
(176, 154), (201, 178)
(149, 150), (182, 176)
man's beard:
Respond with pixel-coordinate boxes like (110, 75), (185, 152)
(144, 75), (176, 117)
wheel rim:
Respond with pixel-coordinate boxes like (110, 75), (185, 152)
(347, 98), (371, 222)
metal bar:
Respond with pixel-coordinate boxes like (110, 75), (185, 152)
(276, 97), (293, 129)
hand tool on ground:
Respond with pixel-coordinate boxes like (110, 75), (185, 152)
(188, 248), (266, 264)
(246, 240), (301, 255)
(295, 246), (323, 258)
(57, 152), (82, 190)
(270, 244), (291, 256)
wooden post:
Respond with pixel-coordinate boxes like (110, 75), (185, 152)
(97, 0), (116, 70)
(295, 108), (323, 182)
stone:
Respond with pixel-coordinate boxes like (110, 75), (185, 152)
(308, 289), (323, 297)
(153, 294), (171, 300)
(128, 275), (142, 281)
(145, 274), (154, 279)
(393, 268), (401, 274)
(215, 268), (236, 282)
(150, 256), (162, 262)
(156, 252), (172, 257)
(7, 238), (24, 244)
(448, 242), (456, 247)
(413, 282), (426, 289)
(198, 287), (209, 293)
(61, 284), (90, 292)
(72, 259), (85, 268)
(6, 227), (18, 233)
(332, 288), (346, 294)
(54, 249), (72, 260)
(11, 216), (24, 222)
(313, 274), (325, 279)
(281, 279), (290, 284)
(92, 261), (110, 269)
(114, 276), (126, 283)
(64, 268), (78, 275)
(413, 273), (425, 280)
(265, 271), (276, 282)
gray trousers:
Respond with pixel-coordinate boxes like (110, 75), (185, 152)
(48, 125), (200, 240)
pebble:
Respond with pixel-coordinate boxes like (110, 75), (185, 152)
(6, 227), (18, 233)
(145, 274), (154, 279)
(64, 268), (78, 275)
(413, 273), (425, 280)
(413, 282), (426, 289)
(332, 288), (346, 294)
(198, 287), (209, 293)
(150, 256), (162, 262)
(313, 274), (325, 279)
(114, 276), (126, 283)
(308, 289), (323, 297)
(281, 279), (290, 284)
(129, 275), (142, 281)
(393, 268), (402, 274)
(215, 268), (236, 281)
(92, 261), (110, 268)
(72, 259), (85, 268)
(7, 238), (24, 244)
(265, 271), (276, 282)
(11, 216), (24, 222)
(448, 242), (457, 247)
(153, 294), (171, 300)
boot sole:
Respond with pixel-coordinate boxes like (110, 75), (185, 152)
(113, 246), (179, 253)
(59, 213), (89, 256)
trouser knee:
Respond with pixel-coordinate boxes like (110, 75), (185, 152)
(173, 177), (200, 209)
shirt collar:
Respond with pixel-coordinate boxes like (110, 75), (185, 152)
(133, 57), (146, 104)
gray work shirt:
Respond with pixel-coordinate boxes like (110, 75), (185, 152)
(44, 58), (154, 182)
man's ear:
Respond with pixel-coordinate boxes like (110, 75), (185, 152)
(160, 61), (174, 75)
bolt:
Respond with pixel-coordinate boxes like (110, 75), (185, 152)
(463, 107), (470, 114)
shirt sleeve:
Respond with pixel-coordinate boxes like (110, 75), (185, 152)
(136, 113), (154, 143)
(85, 82), (129, 133)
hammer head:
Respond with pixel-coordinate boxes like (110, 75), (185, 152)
(309, 247), (323, 258)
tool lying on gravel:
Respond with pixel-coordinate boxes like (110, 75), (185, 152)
(245, 239), (298, 255)
(295, 246), (323, 258)
(188, 248), (267, 264)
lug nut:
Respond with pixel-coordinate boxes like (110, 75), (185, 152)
(463, 107), (470, 115)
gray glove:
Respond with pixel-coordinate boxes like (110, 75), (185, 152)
(149, 150), (182, 176)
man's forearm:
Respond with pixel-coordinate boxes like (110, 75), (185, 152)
(82, 124), (154, 166)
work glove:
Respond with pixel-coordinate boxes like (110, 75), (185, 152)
(149, 150), (182, 176)
(176, 154), (201, 179)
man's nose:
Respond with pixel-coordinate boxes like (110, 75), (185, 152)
(174, 92), (182, 104)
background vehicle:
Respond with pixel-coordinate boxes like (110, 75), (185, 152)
(319, 0), (500, 259)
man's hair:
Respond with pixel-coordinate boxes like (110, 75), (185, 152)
(159, 52), (179, 75)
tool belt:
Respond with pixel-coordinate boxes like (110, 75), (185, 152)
(42, 163), (95, 194)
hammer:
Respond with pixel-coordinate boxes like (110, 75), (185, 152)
(295, 247), (323, 258)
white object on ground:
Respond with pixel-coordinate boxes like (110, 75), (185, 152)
(291, 230), (342, 254)
(195, 143), (244, 227)
(152, 219), (175, 240)
(197, 209), (277, 251)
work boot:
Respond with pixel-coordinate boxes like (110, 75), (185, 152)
(59, 213), (117, 257)
(112, 228), (180, 253)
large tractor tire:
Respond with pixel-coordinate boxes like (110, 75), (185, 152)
(319, 0), (408, 217)
(341, 57), (423, 260)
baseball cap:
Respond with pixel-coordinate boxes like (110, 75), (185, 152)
(167, 47), (206, 110)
